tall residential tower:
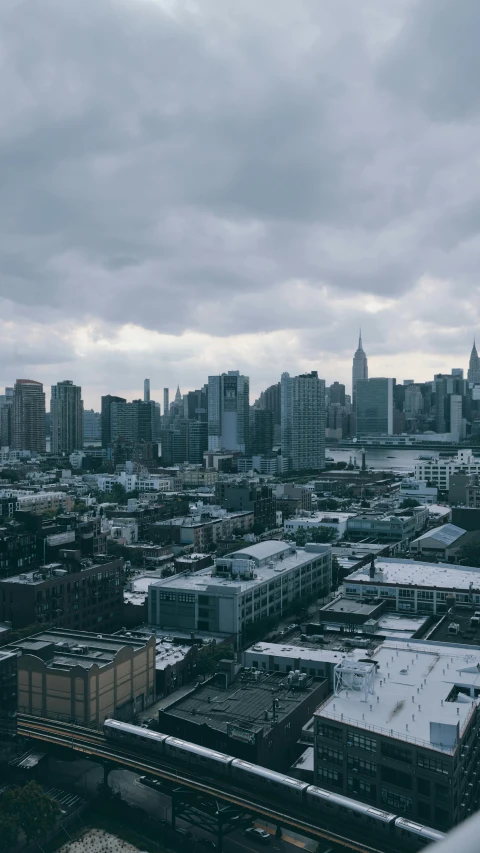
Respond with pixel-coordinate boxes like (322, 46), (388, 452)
(50, 380), (84, 454)
(207, 371), (250, 453)
(12, 380), (46, 452)
(281, 371), (325, 471)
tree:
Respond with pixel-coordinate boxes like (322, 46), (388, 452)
(331, 556), (341, 591)
(110, 483), (127, 504)
(401, 498), (421, 508)
(310, 526), (338, 543)
(2, 782), (60, 843)
(294, 528), (310, 547)
(459, 542), (480, 569)
(0, 813), (18, 853)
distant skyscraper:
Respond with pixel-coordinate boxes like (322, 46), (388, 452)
(468, 340), (480, 385)
(83, 409), (101, 443)
(51, 380), (84, 454)
(0, 387), (13, 447)
(208, 371), (250, 453)
(12, 379), (46, 452)
(163, 388), (169, 419)
(356, 378), (394, 436)
(101, 395), (126, 448)
(110, 400), (154, 443)
(184, 387), (208, 422)
(352, 331), (368, 407)
(144, 378), (150, 403)
(281, 371), (325, 471)
(329, 382), (346, 406)
(255, 381), (281, 444)
(252, 409), (274, 455)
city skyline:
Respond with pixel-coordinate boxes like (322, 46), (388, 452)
(1, 331), (476, 412)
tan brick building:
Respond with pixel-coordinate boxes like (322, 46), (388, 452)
(9, 628), (156, 725)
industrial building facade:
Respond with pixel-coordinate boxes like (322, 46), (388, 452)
(149, 541), (331, 645)
(343, 558), (480, 615)
(314, 640), (480, 830)
(10, 629), (156, 725)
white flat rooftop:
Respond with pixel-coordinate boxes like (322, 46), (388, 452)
(315, 639), (480, 752)
(246, 642), (358, 666)
(151, 547), (323, 593)
(376, 614), (428, 638)
(344, 558), (480, 591)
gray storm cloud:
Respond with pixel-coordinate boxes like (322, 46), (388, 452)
(0, 0), (479, 404)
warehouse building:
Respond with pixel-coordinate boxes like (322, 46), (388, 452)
(343, 558), (480, 615)
(7, 628), (156, 725)
(148, 541), (332, 647)
(314, 639), (480, 830)
(158, 666), (329, 770)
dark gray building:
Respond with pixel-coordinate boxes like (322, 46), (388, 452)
(215, 481), (276, 530)
(51, 380), (84, 454)
(101, 394), (126, 448)
(356, 378), (394, 437)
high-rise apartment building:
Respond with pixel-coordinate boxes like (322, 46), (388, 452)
(0, 387), (13, 447)
(352, 331), (368, 408)
(255, 381), (281, 444)
(12, 379), (46, 452)
(163, 388), (169, 420)
(144, 378), (150, 403)
(356, 378), (394, 436)
(251, 409), (274, 455)
(328, 381), (346, 406)
(281, 371), (325, 471)
(207, 372), (250, 453)
(101, 395), (126, 448)
(110, 399), (155, 443)
(51, 380), (84, 454)
(83, 409), (101, 443)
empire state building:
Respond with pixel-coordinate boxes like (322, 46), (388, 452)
(352, 331), (368, 408)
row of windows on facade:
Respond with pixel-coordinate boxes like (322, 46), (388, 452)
(157, 566), (329, 604)
(317, 752), (449, 796)
(346, 586), (480, 604)
(317, 725), (450, 773)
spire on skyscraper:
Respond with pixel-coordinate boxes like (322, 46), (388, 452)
(468, 337), (480, 385)
(352, 330), (368, 408)
(175, 384), (182, 402)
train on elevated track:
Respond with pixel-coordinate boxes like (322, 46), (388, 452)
(104, 719), (444, 851)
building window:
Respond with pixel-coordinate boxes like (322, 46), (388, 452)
(417, 755), (449, 775)
(347, 756), (376, 778)
(399, 588), (414, 598)
(347, 731), (377, 752)
(347, 777), (376, 800)
(381, 743), (412, 764)
(381, 788), (412, 814)
(381, 766), (412, 789)
(159, 591), (176, 601)
(319, 747), (343, 766)
(318, 724), (343, 742)
(317, 767), (343, 788)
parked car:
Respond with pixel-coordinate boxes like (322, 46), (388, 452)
(245, 827), (271, 844)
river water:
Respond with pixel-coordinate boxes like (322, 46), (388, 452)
(326, 447), (432, 474)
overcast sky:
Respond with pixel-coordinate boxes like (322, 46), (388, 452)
(1, 0), (480, 409)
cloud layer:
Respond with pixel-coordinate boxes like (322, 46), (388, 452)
(1, 0), (480, 406)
